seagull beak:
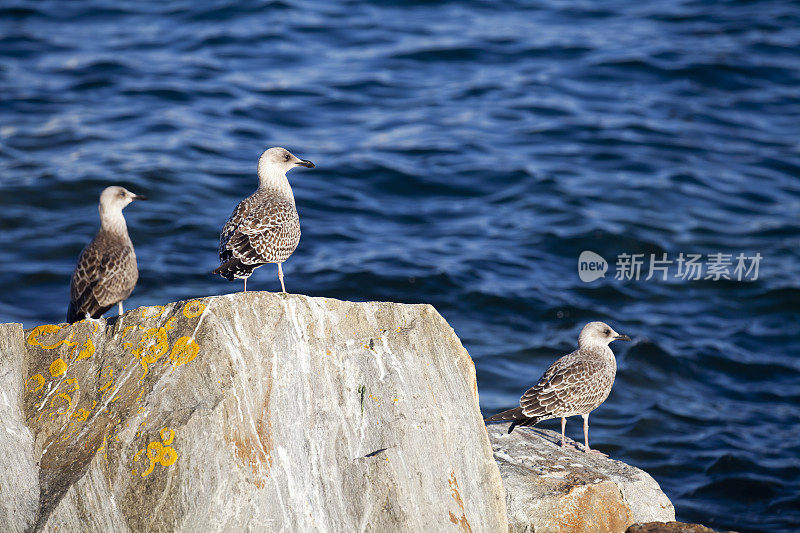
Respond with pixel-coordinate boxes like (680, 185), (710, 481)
(134, 194), (148, 201)
(296, 159), (315, 168)
(614, 334), (631, 341)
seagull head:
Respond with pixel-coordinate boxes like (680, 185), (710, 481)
(258, 147), (314, 179)
(99, 186), (147, 212)
(578, 321), (631, 348)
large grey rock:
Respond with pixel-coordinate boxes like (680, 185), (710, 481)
(488, 423), (675, 533)
(6, 293), (507, 532)
(0, 323), (39, 532)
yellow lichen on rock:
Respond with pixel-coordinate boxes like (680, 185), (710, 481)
(169, 336), (199, 366)
(182, 300), (206, 318)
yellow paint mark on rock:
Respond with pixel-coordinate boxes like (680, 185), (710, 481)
(169, 336), (199, 366)
(182, 300), (206, 318)
(26, 374), (45, 393)
(49, 358), (67, 377)
(27, 324), (64, 349)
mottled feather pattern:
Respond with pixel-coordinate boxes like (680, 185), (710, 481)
(68, 230), (138, 322)
(217, 189), (300, 279)
(519, 346), (616, 420)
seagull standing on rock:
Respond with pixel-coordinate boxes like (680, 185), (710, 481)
(67, 186), (147, 324)
(485, 321), (630, 455)
(214, 147), (314, 293)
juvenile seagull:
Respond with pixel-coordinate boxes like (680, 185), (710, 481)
(67, 186), (147, 324)
(213, 147), (314, 292)
(485, 321), (630, 455)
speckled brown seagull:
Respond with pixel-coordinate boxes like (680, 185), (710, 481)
(213, 147), (314, 293)
(485, 321), (630, 455)
(67, 186), (147, 324)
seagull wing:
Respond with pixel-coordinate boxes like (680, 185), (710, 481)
(519, 354), (608, 418)
(219, 194), (300, 266)
(68, 238), (136, 322)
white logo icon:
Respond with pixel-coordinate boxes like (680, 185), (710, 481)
(578, 251), (608, 282)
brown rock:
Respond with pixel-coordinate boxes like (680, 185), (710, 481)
(627, 521), (739, 533)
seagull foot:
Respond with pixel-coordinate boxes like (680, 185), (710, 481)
(584, 448), (607, 456)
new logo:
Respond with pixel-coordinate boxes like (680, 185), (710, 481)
(578, 251), (608, 282)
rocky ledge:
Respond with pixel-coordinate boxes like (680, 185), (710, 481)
(487, 424), (675, 532)
(0, 293), (674, 532)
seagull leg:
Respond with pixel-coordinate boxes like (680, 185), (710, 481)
(243, 278), (247, 293)
(560, 417), (568, 448)
(118, 302), (124, 316)
(278, 263), (287, 293)
(582, 414), (606, 456)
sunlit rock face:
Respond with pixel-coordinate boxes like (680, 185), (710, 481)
(487, 423), (675, 533)
(3, 293), (507, 532)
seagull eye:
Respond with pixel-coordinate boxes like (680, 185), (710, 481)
(604, 329), (611, 335)
(284, 153), (291, 161)
(118, 191), (125, 197)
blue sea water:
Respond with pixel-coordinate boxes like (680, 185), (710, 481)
(1, 1), (799, 531)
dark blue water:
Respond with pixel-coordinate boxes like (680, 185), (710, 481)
(1, 1), (799, 531)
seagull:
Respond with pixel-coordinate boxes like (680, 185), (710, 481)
(67, 186), (147, 324)
(485, 321), (630, 455)
(213, 147), (314, 293)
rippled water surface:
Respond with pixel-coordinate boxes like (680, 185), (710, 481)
(1, 1), (799, 531)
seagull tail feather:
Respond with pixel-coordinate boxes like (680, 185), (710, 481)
(213, 258), (248, 281)
(484, 407), (540, 434)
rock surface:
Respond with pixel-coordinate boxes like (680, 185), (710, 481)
(487, 423), (676, 533)
(627, 522), (737, 533)
(2, 293), (508, 532)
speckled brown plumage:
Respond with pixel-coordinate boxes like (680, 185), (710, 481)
(68, 230), (138, 323)
(503, 346), (616, 429)
(214, 188), (300, 280)
(485, 321), (630, 454)
(213, 147), (313, 292)
(67, 186), (144, 324)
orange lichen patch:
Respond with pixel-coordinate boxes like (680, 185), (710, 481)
(182, 300), (206, 318)
(448, 472), (472, 533)
(163, 316), (177, 331)
(550, 481), (634, 533)
(27, 324), (65, 349)
(169, 336), (200, 366)
(134, 327), (169, 378)
(140, 305), (165, 319)
(71, 408), (90, 422)
(76, 339), (95, 361)
(160, 427), (175, 445)
(26, 374), (45, 393)
(49, 393), (72, 418)
(49, 358), (68, 377)
(132, 427), (179, 478)
(98, 367), (114, 392)
(64, 378), (79, 394)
